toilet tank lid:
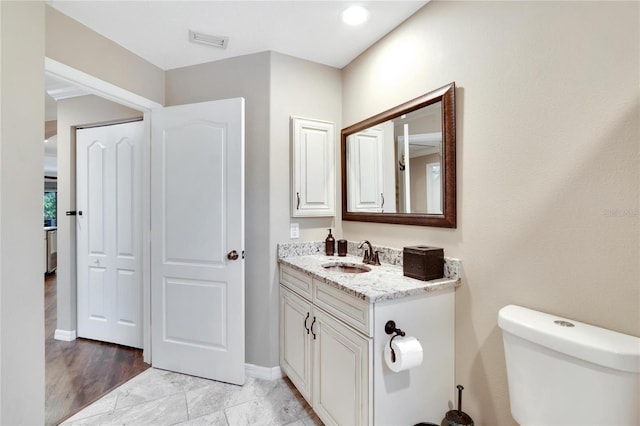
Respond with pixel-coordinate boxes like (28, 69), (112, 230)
(498, 305), (640, 373)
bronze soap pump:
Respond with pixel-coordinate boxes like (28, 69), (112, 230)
(325, 229), (335, 256)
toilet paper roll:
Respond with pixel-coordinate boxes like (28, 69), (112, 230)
(384, 336), (423, 372)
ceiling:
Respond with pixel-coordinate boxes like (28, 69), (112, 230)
(44, 0), (428, 163)
(47, 0), (428, 71)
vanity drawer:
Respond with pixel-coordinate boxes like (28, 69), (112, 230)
(280, 265), (313, 299)
(313, 280), (372, 337)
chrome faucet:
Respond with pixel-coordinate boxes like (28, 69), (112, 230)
(357, 240), (381, 265)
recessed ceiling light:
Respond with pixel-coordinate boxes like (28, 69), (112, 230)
(341, 6), (369, 26)
(189, 30), (229, 49)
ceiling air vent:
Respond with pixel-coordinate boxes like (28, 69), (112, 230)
(189, 30), (229, 49)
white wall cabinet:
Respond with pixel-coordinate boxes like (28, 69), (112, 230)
(346, 127), (385, 212)
(279, 264), (455, 425)
(291, 117), (335, 217)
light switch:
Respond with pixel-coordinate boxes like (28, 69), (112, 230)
(290, 223), (299, 239)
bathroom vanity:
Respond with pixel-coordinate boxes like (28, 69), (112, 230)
(278, 243), (461, 425)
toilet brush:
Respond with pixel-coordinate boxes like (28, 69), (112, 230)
(441, 385), (474, 426)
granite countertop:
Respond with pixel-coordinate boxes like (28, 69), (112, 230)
(278, 253), (460, 303)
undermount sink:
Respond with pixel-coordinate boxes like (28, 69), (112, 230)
(322, 262), (371, 274)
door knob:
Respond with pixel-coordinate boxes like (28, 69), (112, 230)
(227, 250), (239, 261)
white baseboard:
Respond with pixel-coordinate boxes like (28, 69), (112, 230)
(54, 329), (77, 341)
(245, 363), (283, 380)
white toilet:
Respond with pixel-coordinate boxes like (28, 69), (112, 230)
(498, 305), (640, 426)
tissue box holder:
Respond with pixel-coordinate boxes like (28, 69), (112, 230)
(403, 246), (444, 281)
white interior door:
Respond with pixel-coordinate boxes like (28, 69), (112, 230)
(151, 98), (245, 385)
(76, 120), (144, 348)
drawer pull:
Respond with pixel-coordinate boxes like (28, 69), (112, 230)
(310, 316), (317, 340)
(304, 312), (310, 334)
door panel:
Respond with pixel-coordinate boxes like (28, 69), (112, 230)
(116, 138), (135, 257)
(313, 308), (370, 426)
(280, 286), (312, 403)
(164, 278), (226, 347)
(116, 268), (137, 325)
(77, 121), (144, 349)
(302, 130), (327, 203)
(151, 98), (245, 385)
(88, 267), (107, 320)
(87, 142), (107, 255)
(163, 123), (226, 265)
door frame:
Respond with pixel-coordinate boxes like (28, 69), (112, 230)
(46, 57), (162, 363)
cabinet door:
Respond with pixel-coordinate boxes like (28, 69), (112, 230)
(291, 117), (335, 217)
(346, 126), (386, 212)
(280, 286), (313, 403)
(312, 308), (371, 426)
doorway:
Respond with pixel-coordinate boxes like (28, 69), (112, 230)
(45, 57), (158, 362)
(44, 59), (158, 424)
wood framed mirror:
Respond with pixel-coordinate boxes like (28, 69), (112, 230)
(341, 82), (456, 227)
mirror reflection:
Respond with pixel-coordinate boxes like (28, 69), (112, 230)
(346, 101), (443, 214)
(341, 82), (456, 228)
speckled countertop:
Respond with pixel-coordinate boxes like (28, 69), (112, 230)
(278, 242), (461, 303)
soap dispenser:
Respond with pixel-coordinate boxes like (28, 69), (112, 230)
(325, 229), (335, 256)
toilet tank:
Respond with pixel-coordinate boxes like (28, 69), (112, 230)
(498, 305), (640, 426)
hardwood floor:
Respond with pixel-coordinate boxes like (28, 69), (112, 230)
(45, 273), (149, 426)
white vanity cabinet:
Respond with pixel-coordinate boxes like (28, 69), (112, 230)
(290, 117), (335, 217)
(279, 262), (455, 425)
(280, 267), (371, 425)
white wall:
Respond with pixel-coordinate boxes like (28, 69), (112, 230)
(166, 52), (273, 367)
(342, 2), (639, 424)
(46, 6), (164, 106)
(55, 95), (142, 334)
(0, 1), (45, 423)
(270, 52), (342, 365)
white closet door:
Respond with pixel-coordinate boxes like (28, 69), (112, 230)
(76, 120), (144, 348)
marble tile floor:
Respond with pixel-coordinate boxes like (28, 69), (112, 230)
(61, 368), (323, 426)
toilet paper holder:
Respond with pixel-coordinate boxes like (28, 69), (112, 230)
(385, 320), (406, 362)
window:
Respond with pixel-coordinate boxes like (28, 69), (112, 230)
(44, 191), (57, 227)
